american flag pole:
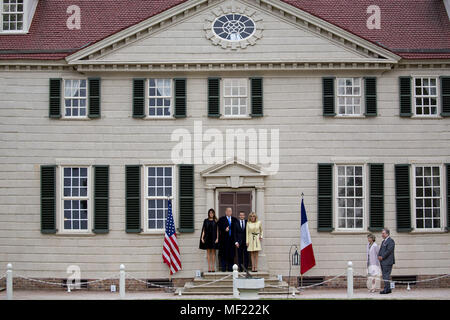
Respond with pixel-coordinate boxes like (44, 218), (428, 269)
(163, 198), (182, 276)
(168, 196), (172, 283)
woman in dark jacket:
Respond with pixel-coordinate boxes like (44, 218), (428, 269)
(199, 208), (219, 272)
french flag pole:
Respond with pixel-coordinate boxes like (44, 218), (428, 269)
(300, 195), (316, 286)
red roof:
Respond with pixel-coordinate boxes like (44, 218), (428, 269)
(0, 0), (449, 60)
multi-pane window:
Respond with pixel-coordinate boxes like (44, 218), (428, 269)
(414, 77), (438, 116)
(337, 165), (364, 229)
(2, 0), (23, 31)
(147, 166), (173, 230)
(63, 167), (89, 231)
(414, 166), (441, 229)
(64, 80), (87, 117)
(337, 78), (362, 115)
(223, 78), (248, 116)
(148, 79), (172, 117)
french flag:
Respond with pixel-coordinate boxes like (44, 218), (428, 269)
(300, 198), (316, 275)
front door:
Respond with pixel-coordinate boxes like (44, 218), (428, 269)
(218, 191), (252, 219)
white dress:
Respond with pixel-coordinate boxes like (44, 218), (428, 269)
(366, 242), (381, 290)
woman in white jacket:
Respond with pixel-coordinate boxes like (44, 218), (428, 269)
(366, 234), (381, 292)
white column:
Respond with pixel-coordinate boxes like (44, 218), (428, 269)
(255, 187), (267, 271)
(233, 264), (239, 298)
(6, 263), (13, 300)
(347, 261), (353, 299)
(205, 187), (215, 211)
(119, 264), (126, 299)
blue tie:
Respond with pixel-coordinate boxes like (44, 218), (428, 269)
(228, 217), (231, 236)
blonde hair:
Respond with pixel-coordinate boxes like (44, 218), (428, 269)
(248, 212), (258, 222)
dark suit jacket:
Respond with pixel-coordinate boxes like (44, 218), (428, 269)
(235, 219), (247, 247)
(378, 237), (395, 266)
(217, 216), (238, 251)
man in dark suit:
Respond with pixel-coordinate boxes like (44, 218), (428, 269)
(218, 207), (238, 272)
(235, 211), (249, 272)
(378, 228), (395, 294)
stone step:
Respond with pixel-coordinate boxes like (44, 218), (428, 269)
(178, 288), (295, 296)
(177, 271), (295, 296)
(201, 271), (270, 280)
(191, 277), (282, 284)
(182, 283), (289, 293)
(188, 282), (284, 287)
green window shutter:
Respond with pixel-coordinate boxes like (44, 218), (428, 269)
(369, 164), (384, 231)
(49, 78), (62, 118)
(446, 164), (450, 231)
(41, 165), (57, 234)
(174, 78), (187, 118)
(250, 77), (263, 117)
(317, 163), (333, 231)
(364, 77), (377, 116)
(399, 77), (412, 117)
(322, 77), (336, 116)
(93, 165), (109, 234)
(88, 78), (101, 118)
(208, 77), (221, 117)
(441, 76), (450, 117)
(132, 79), (146, 118)
(395, 164), (412, 232)
(126, 165), (141, 233)
(178, 164), (194, 233)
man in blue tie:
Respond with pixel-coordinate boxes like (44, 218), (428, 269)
(378, 228), (395, 294)
(218, 207), (238, 272)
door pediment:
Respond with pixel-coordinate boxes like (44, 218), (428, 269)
(201, 158), (267, 189)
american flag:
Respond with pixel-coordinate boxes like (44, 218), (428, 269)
(162, 199), (182, 275)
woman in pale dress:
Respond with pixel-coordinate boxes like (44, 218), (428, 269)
(366, 233), (381, 292)
(246, 212), (263, 272)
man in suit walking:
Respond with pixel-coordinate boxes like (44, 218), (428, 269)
(218, 207), (238, 272)
(378, 228), (395, 294)
(235, 211), (249, 272)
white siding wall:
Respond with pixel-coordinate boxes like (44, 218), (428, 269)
(97, 1), (366, 63)
(0, 68), (449, 279)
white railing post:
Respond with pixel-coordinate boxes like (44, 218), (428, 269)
(6, 263), (13, 300)
(119, 264), (125, 299)
(347, 261), (353, 299)
(233, 264), (239, 299)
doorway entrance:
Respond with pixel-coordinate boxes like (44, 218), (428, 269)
(218, 191), (253, 218)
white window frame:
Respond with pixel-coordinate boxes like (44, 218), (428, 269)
(146, 78), (174, 119)
(142, 164), (177, 234)
(412, 76), (440, 117)
(222, 78), (250, 118)
(0, 0), (25, 33)
(334, 163), (368, 232)
(62, 79), (88, 119)
(335, 77), (364, 117)
(59, 166), (93, 234)
(412, 164), (445, 231)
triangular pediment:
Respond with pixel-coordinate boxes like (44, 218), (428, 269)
(66, 0), (400, 70)
(201, 158), (267, 177)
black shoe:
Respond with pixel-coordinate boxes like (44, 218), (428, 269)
(379, 290), (387, 294)
(386, 290), (392, 294)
